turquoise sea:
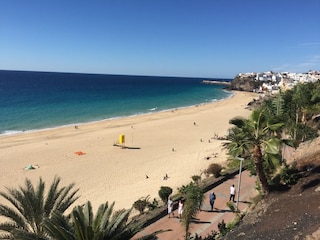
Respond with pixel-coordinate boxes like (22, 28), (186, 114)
(0, 70), (232, 135)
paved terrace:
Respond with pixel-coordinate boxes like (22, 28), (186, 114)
(133, 170), (257, 240)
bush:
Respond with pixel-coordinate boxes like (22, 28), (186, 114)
(218, 219), (227, 236)
(133, 196), (150, 214)
(193, 230), (218, 240)
(147, 198), (159, 211)
(207, 163), (222, 177)
(279, 164), (299, 185)
(191, 175), (201, 184)
(158, 186), (173, 203)
(226, 201), (235, 212)
(269, 163), (299, 189)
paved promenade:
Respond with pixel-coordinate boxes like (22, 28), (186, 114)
(134, 170), (257, 240)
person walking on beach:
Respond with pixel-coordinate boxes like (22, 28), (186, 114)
(229, 184), (236, 202)
(167, 196), (174, 218)
(209, 191), (216, 211)
(178, 199), (184, 220)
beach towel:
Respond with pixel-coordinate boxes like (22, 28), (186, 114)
(74, 151), (86, 155)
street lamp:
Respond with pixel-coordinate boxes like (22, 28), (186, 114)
(236, 157), (244, 210)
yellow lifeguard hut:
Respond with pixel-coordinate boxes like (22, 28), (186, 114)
(119, 134), (125, 144)
(113, 134), (126, 148)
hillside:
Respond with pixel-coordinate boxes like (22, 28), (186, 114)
(222, 137), (320, 240)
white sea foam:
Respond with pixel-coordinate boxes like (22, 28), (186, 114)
(1, 130), (25, 136)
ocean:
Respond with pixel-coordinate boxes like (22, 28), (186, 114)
(0, 70), (232, 135)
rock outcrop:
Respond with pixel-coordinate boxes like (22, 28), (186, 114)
(230, 75), (258, 92)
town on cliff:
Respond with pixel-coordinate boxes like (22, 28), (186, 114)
(203, 70), (320, 94)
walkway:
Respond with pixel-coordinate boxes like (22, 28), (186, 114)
(133, 170), (257, 240)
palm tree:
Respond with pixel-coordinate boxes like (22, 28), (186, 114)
(0, 176), (79, 239)
(44, 201), (162, 240)
(282, 81), (320, 142)
(224, 109), (284, 194)
(179, 183), (204, 240)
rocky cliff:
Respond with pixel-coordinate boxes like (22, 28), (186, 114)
(230, 75), (258, 92)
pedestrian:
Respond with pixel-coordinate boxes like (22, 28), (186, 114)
(229, 184), (236, 202)
(167, 197), (174, 218)
(209, 191), (216, 211)
(178, 199), (184, 220)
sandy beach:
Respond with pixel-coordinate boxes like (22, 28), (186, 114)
(0, 91), (259, 212)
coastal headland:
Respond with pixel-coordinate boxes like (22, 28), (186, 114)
(0, 91), (259, 212)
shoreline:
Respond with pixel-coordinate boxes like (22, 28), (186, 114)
(0, 91), (258, 212)
(0, 92), (234, 137)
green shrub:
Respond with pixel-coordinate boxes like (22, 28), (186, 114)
(226, 216), (241, 232)
(218, 219), (227, 236)
(226, 201), (236, 213)
(193, 230), (218, 240)
(191, 175), (201, 184)
(147, 198), (159, 211)
(279, 164), (299, 185)
(269, 163), (299, 189)
(177, 184), (188, 195)
(133, 196), (149, 214)
(207, 163), (222, 177)
(158, 186), (173, 203)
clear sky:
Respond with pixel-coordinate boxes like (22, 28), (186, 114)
(1, 0), (319, 78)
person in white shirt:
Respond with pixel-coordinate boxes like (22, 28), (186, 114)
(167, 197), (174, 218)
(178, 199), (184, 221)
(229, 184), (236, 202)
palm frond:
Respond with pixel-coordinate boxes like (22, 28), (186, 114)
(229, 117), (246, 128)
(0, 177), (79, 238)
(100, 201), (115, 233)
(107, 208), (132, 237)
(46, 176), (79, 214)
(93, 201), (108, 231)
(43, 211), (75, 240)
(0, 192), (27, 229)
(11, 229), (48, 240)
(72, 208), (87, 240)
(82, 201), (93, 227)
(55, 183), (79, 213)
(44, 176), (60, 215)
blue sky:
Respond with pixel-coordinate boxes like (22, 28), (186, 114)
(1, 0), (319, 78)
